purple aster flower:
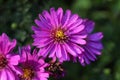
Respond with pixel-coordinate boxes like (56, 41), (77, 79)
(73, 19), (103, 65)
(32, 7), (87, 61)
(18, 45), (49, 80)
(0, 33), (20, 80)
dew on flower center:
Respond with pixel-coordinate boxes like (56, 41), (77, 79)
(21, 68), (34, 80)
(0, 54), (8, 69)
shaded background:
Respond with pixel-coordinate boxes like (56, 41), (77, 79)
(0, 0), (120, 80)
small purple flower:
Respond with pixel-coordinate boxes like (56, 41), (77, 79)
(32, 7), (87, 61)
(73, 19), (103, 65)
(18, 45), (49, 80)
(0, 33), (20, 80)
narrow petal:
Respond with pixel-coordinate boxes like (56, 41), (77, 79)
(49, 44), (57, 58)
(67, 19), (83, 30)
(67, 14), (79, 27)
(71, 34), (87, 39)
(2, 33), (9, 41)
(4, 39), (17, 54)
(33, 39), (53, 48)
(56, 44), (62, 58)
(42, 10), (55, 27)
(10, 66), (22, 75)
(38, 72), (49, 78)
(6, 69), (15, 80)
(88, 47), (102, 55)
(35, 19), (42, 27)
(9, 55), (20, 65)
(38, 59), (45, 65)
(70, 25), (85, 34)
(83, 55), (90, 64)
(1, 70), (7, 80)
(35, 19), (49, 29)
(64, 43), (77, 57)
(72, 44), (83, 54)
(85, 46), (97, 59)
(50, 8), (58, 27)
(33, 31), (50, 38)
(57, 7), (63, 24)
(1, 33), (17, 54)
(42, 10), (51, 21)
(62, 10), (71, 27)
(88, 32), (103, 41)
(84, 19), (95, 33)
(84, 51), (96, 61)
(32, 26), (41, 31)
(39, 14), (51, 29)
(61, 45), (68, 60)
(70, 38), (86, 45)
(38, 43), (54, 57)
(88, 42), (103, 50)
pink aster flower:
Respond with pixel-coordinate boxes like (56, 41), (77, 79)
(18, 45), (49, 80)
(73, 19), (103, 65)
(0, 33), (20, 80)
(32, 7), (87, 61)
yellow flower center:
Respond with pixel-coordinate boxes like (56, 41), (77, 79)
(22, 68), (34, 80)
(55, 30), (66, 40)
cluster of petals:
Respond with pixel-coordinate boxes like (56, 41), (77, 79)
(0, 33), (20, 80)
(0, 7), (103, 80)
(18, 45), (49, 80)
(0, 33), (49, 80)
(32, 7), (103, 65)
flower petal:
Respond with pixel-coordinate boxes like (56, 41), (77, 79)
(70, 25), (85, 34)
(39, 14), (51, 29)
(61, 45), (68, 61)
(49, 44), (57, 58)
(67, 19), (83, 30)
(67, 14), (79, 27)
(6, 69), (15, 80)
(50, 8), (58, 27)
(35, 19), (49, 29)
(9, 55), (20, 65)
(0, 33), (17, 54)
(56, 44), (62, 58)
(62, 10), (71, 27)
(33, 38), (53, 48)
(42, 10), (55, 27)
(85, 46), (97, 59)
(57, 7), (63, 24)
(70, 38), (86, 45)
(64, 43), (77, 57)
(1, 70), (7, 80)
(88, 32), (103, 41)
(38, 43), (54, 57)
(84, 19), (95, 33)
(88, 42), (103, 50)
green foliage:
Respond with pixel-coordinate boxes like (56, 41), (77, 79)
(0, 0), (120, 80)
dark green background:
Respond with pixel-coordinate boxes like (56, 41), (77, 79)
(0, 0), (120, 80)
